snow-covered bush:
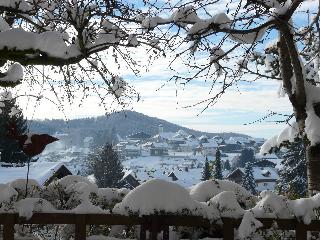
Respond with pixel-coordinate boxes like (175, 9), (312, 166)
(209, 191), (245, 219)
(93, 188), (130, 211)
(113, 179), (205, 216)
(190, 180), (257, 209)
(41, 175), (99, 210)
(7, 179), (42, 199)
(1, 176), (320, 239)
(0, 183), (17, 212)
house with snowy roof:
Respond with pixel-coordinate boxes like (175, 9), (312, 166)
(197, 139), (218, 156)
(220, 138), (242, 152)
(0, 161), (72, 186)
(226, 166), (279, 192)
(124, 144), (141, 158)
(152, 132), (176, 141)
(198, 135), (209, 143)
(230, 136), (254, 146)
(168, 172), (178, 181)
(178, 139), (199, 152)
(121, 170), (140, 189)
(126, 131), (151, 141)
(150, 142), (169, 156)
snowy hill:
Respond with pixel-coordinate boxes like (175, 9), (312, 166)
(29, 110), (250, 147)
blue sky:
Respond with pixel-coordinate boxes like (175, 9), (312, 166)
(15, 0), (316, 139)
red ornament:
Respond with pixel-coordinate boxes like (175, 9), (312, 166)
(19, 134), (58, 157)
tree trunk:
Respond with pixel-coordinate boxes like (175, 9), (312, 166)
(306, 144), (320, 195)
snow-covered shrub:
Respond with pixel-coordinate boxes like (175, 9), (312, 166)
(290, 193), (320, 224)
(251, 191), (292, 219)
(7, 179), (42, 199)
(92, 188), (130, 211)
(113, 179), (205, 216)
(16, 198), (57, 219)
(0, 183), (17, 212)
(41, 175), (98, 210)
(209, 191), (245, 218)
(190, 180), (257, 209)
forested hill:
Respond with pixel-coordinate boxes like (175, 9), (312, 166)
(28, 110), (250, 146)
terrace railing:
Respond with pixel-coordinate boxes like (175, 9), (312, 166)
(0, 213), (320, 240)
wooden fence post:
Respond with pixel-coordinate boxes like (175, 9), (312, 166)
(296, 222), (307, 240)
(222, 218), (234, 240)
(150, 216), (158, 240)
(140, 224), (147, 240)
(162, 225), (169, 240)
(3, 214), (14, 240)
(75, 214), (86, 240)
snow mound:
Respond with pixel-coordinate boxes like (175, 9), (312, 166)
(43, 175), (99, 210)
(238, 211), (263, 239)
(251, 191), (292, 218)
(190, 180), (257, 208)
(290, 193), (320, 224)
(54, 175), (96, 189)
(0, 184), (17, 204)
(71, 199), (107, 214)
(209, 191), (245, 218)
(8, 179), (41, 198)
(113, 179), (204, 216)
(97, 188), (129, 203)
(15, 198), (57, 219)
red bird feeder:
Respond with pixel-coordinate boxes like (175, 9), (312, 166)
(19, 134), (59, 157)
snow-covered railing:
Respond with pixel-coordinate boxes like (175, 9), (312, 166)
(222, 217), (320, 240)
(0, 213), (210, 240)
(1, 213), (320, 240)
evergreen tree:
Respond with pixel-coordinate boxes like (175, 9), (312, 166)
(224, 159), (231, 171)
(86, 144), (124, 188)
(201, 156), (211, 181)
(0, 92), (28, 164)
(233, 148), (255, 168)
(277, 139), (307, 198)
(213, 148), (223, 179)
(242, 162), (257, 195)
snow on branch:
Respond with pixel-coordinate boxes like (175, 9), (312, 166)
(260, 122), (300, 154)
(0, 63), (23, 87)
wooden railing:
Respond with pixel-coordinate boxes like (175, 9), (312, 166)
(0, 213), (320, 240)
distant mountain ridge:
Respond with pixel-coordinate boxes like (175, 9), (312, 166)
(28, 110), (251, 146)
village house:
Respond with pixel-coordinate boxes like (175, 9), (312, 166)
(220, 138), (242, 152)
(198, 139), (218, 156)
(150, 142), (169, 156)
(126, 131), (151, 142)
(0, 161), (72, 186)
(178, 139), (199, 153)
(226, 166), (279, 192)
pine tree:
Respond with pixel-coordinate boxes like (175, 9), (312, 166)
(86, 144), (124, 188)
(224, 159), (231, 171)
(233, 148), (255, 168)
(277, 139), (307, 198)
(201, 156), (211, 181)
(242, 162), (257, 195)
(213, 148), (223, 179)
(0, 92), (28, 164)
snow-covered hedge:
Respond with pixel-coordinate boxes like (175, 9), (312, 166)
(0, 176), (320, 239)
(113, 179), (205, 216)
